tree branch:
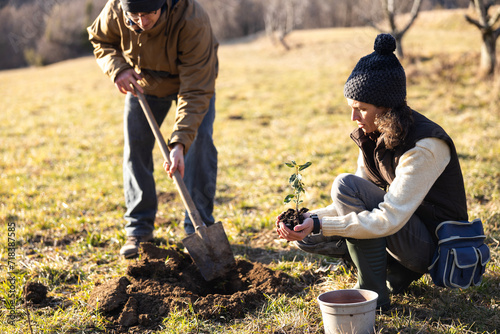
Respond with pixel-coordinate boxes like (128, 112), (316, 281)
(487, 7), (500, 27)
(382, 0), (397, 31)
(494, 26), (500, 39)
(367, 19), (384, 33)
(465, 14), (484, 29)
(399, 0), (422, 36)
(474, 0), (488, 26)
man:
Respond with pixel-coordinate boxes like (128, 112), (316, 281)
(276, 34), (468, 309)
(88, 0), (218, 258)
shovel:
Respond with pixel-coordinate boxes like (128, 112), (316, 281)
(134, 89), (236, 281)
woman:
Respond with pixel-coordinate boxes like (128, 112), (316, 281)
(276, 34), (468, 309)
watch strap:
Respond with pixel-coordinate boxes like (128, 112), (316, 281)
(310, 214), (321, 234)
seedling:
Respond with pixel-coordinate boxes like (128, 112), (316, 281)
(283, 160), (312, 212)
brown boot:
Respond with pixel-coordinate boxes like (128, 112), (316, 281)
(119, 234), (154, 259)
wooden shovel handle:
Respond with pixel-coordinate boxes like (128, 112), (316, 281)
(135, 89), (205, 229)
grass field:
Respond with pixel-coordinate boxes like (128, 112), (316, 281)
(1, 8), (500, 333)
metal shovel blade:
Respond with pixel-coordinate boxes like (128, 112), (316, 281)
(182, 222), (236, 281)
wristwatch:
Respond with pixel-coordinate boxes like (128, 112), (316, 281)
(310, 214), (321, 235)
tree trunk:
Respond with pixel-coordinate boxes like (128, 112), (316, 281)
(480, 31), (497, 77)
(344, 0), (353, 27)
(395, 34), (404, 58)
(464, 0), (500, 78)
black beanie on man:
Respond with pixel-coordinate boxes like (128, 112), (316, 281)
(120, 0), (165, 13)
(344, 34), (406, 109)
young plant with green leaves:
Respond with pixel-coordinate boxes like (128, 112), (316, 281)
(283, 161), (312, 212)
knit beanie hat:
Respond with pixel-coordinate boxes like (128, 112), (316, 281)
(344, 34), (406, 108)
(121, 0), (165, 13)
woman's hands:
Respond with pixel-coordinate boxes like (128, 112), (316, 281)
(275, 211), (314, 241)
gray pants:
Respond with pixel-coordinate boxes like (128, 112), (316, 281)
(332, 173), (436, 273)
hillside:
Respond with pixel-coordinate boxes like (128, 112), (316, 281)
(1, 8), (499, 333)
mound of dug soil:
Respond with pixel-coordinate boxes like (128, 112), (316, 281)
(88, 243), (304, 332)
(24, 281), (48, 304)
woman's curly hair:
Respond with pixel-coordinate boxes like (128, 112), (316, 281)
(375, 102), (414, 150)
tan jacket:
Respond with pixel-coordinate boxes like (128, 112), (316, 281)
(88, 0), (218, 152)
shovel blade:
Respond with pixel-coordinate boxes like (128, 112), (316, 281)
(182, 221), (236, 281)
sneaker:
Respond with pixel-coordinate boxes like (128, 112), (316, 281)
(119, 233), (154, 259)
(295, 234), (349, 258)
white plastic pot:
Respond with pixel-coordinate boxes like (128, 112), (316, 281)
(317, 289), (378, 334)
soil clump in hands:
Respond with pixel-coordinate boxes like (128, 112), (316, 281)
(279, 207), (309, 230)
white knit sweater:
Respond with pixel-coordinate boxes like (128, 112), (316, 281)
(312, 137), (451, 239)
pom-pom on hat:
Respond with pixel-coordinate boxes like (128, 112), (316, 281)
(121, 0), (165, 13)
(344, 34), (406, 108)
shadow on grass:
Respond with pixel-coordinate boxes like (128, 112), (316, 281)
(383, 275), (500, 333)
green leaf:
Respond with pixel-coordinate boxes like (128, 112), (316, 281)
(289, 174), (297, 184)
(298, 161), (312, 171)
(284, 194), (295, 203)
(285, 162), (295, 168)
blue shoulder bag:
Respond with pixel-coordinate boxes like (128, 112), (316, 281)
(428, 219), (490, 289)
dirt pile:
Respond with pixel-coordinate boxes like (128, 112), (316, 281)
(88, 243), (304, 332)
(24, 281), (48, 304)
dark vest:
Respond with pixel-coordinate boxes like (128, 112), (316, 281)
(350, 111), (468, 233)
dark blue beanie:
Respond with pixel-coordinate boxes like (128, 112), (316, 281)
(121, 0), (165, 13)
(344, 34), (406, 108)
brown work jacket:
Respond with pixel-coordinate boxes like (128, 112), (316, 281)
(88, 0), (218, 152)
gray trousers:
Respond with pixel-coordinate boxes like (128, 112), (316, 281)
(332, 173), (436, 273)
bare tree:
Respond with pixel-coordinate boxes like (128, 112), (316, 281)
(264, 0), (307, 50)
(427, 0), (470, 8)
(370, 0), (423, 58)
(344, 0), (354, 27)
(465, 0), (500, 77)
